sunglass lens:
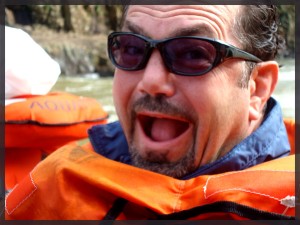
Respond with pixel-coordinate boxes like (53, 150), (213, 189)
(164, 38), (216, 75)
(110, 34), (146, 70)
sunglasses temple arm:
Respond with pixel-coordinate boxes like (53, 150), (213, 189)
(228, 47), (262, 63)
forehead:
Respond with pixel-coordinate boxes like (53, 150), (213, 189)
(123, 5), (241, 40)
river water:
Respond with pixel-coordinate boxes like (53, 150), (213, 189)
(51, 58), (295, 122)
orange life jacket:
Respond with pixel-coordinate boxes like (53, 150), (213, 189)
(5, 141), (295, 220)
(5, 92), (108, 190)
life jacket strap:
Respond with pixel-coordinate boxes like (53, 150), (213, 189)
(103, 198), (128, 220)
(154, 201), (295, 220)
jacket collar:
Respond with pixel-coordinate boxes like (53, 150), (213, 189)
(88, 97), (290, 179)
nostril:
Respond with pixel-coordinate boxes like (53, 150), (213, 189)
(136, 49), (176, 97)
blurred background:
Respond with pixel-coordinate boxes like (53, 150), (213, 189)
(5, 5), (295, 121)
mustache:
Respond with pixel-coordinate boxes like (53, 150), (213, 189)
(131, 94), (194, 121)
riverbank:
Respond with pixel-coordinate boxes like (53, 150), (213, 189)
(17, 25), (114, 77)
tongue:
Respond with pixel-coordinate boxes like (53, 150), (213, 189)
(151, 118), (188, 142)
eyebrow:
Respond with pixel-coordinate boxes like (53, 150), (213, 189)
(172, 26), (215, 38)
(123, 20), (216, 39)
(123, 21), (149, 36)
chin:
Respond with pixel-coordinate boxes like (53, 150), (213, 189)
(128, 143), (197, 178)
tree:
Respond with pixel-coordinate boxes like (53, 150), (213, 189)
(61, 5), (74, 32)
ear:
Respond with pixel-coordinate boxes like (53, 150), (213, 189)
(248, 61), (279, 121)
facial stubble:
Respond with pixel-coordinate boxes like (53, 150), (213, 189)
(127, 95), (198, 178)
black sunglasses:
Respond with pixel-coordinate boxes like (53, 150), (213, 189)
(108, 32), (262, 76)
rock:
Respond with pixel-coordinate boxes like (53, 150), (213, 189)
(29, 28), (115, 77)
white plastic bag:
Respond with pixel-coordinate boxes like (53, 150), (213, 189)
(5, 26), (61, 99)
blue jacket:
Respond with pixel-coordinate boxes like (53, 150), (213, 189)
(88, 97), (290, 180)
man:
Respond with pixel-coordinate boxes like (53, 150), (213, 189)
(5, 5), (295, 220)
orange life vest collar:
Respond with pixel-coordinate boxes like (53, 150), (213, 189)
(5, 143), (295, 220)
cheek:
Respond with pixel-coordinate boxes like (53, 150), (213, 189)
(184, 82), (220, 116)
(113, 70), (140, 121)
(112, 76), (123, 116)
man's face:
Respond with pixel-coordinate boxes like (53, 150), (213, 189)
(113, 5), (253, 178)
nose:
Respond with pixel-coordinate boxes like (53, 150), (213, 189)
(137, 50), (175, 97)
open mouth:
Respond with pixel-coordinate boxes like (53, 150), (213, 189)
(138, 114), (190, 142)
